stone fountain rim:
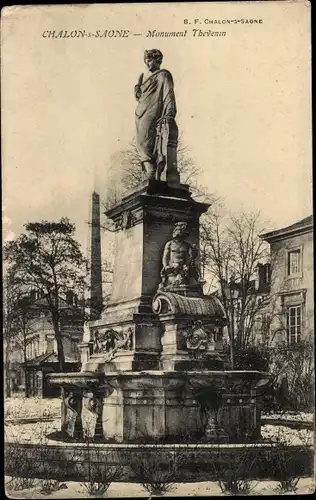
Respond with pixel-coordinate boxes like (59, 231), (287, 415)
(46, 372), (99, 380)
(46, 370), (270, 390)
(47, 370), (270, 379)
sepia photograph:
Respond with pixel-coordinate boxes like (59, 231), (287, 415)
(2, 1), (313, 497)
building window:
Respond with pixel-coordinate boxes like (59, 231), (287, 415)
(46, 336), (54, 353)
(286, 306), (302, 344)
(287, 249), (301, 276)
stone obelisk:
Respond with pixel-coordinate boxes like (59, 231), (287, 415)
(89, 191), (103, 319)
(80, 190), (103, 362)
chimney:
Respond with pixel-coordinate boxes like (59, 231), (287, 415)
(255, 263), (271, 292)
(89, 191), (103, 319)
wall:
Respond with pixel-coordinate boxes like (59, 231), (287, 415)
(269, 229), (313, 343)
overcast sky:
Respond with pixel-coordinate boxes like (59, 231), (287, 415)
(2, 2), (312, 256)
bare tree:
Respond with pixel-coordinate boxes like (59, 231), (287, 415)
(3, 276), (17, 397)
(200, 206), (271, 351)
(102, 133), (213, 212)
(3, 275), (42, 397)
(7, 294), (35, 397)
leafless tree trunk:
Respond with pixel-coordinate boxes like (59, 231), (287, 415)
(200, 206), (272, 351)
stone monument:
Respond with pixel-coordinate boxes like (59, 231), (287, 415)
(48, 50), (269, 446)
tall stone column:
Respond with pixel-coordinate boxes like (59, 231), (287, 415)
(80, 191), (102, 366)
(89, 191), (103, 320)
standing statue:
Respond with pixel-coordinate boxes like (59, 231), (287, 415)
(159, 222), (200, 291)
(135, 49), (179, 182)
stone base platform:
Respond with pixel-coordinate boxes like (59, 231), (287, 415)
(5, 441), (313, 483)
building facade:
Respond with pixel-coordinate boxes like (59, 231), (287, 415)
(261, 215), (313, 345)
(8, 291), (83, 397)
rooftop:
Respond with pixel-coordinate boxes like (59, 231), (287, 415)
(26, 351), (79, 366)
(260, 215), (313, 242)
(32, 295), (82, 311)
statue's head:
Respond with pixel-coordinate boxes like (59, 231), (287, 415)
(172, 222), (190, 240)
(144, 49), (163, 72)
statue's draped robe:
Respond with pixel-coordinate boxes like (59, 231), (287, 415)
(135, 69), (178, 167)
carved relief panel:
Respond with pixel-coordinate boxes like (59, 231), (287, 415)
(93, 327), (134, 360)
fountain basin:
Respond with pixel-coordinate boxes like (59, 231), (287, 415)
(47, 370), (270, 443)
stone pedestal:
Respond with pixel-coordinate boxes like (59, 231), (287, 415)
(85, 180), (209, 372)
(105, 180), (208, 310)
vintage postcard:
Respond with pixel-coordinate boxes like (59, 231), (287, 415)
(2, 1), (313, 497)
